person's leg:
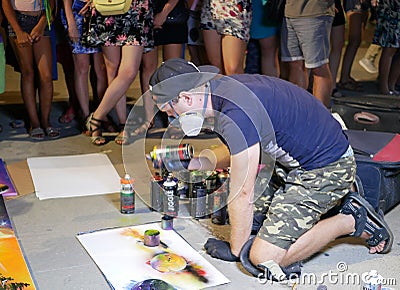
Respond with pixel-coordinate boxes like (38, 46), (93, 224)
(312, 64), (333, 107)
(99, 45), (143, 145)
(221, 35), (247, 75)
(329, 24), (345, 93)
(9, 38), (42, 131)
(92, 52), (108, 105)
(288, 60), (308, 89)
(72, 53), (91, 118)
(162, 43), (183, 60)
(258, 35), (279, 77)
(250, 157), (356, 268)
(378, 47), (396, 94)
(339, 11), (364, 86)
(388, 49), (400, 94)
(202, 30), (224, 74)
(135, 48), (158, 135)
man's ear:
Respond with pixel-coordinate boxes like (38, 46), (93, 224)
(179, 91), (193, 105)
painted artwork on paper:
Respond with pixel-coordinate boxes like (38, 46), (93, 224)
(76, 223), (230, 290)
(0, 159), (17, 197)
(0, 196), (36, 289)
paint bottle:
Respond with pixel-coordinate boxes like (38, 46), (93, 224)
(149, 144), (194, 165)
(211, 170), (229, 225)
(361, 270), (383, 290)
(120, 173), (135, 214)
(163, 173), (179, 217)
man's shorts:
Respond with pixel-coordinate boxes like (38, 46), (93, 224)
(280, 15), (333, 69)
(200, 0), (252, 42)
(257, 155), (356, 250)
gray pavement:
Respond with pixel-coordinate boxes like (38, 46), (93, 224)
(0, 46), (399, 290)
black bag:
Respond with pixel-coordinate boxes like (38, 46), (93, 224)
(264, 0), (286, 23)
(332, 95), (400, 133)
(345, 129), (400, 213)
(154, 0), (189, 25)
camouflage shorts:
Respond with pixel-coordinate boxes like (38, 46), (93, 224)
(256, 155), (356, 250)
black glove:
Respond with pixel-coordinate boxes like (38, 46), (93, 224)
(204, 238), (239, 262)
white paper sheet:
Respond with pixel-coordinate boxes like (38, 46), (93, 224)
(77, 223), (230, 290)
(27, 153), (120, 200)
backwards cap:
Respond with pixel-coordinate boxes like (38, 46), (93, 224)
(149, 58), (219, 104)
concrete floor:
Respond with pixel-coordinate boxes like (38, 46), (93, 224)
(0, 45), (399, 290)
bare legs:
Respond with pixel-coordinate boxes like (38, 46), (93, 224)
(339, 10), (368, 86)
(89, 45), (143, 144)
(329, 24), (345, 93)
(258, 36), (280, 77)
(9, 35), (54, 135)
(203, 30), (247, 75)
(378, 47), (400, 95)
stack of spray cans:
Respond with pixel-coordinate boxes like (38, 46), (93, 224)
(148, 144), (229, 223)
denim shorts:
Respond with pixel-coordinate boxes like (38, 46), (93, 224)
(8, 11), (51, 38)
(280, 15), (333, 69)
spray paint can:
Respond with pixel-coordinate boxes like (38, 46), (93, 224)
(361, 270), (383, 290)
(211, 170), (229, 225)
(205, 171), (218, 218)
(149, 144), (194, 164)
(120, 173), (135, 214)
(188, 170), (204, 200)
(190, 181), (207, 219)
(150, 173), (164, 212)
(163, 173), (179, 217)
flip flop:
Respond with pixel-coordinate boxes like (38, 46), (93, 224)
(340, 192), (393, 254)
(30, 127), (45, 140)
(45, 127), (61, 139)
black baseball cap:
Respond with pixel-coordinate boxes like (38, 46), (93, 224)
(149, 58), (219, 105)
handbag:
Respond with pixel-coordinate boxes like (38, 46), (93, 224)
(93, 0), (132, 16)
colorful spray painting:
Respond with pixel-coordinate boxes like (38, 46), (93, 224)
(0, 159), (17, 197)
(77, 223), (230, 290)
(0, 196), (35, 289)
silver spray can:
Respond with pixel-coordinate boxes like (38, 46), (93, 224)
(361, 270), (383, 290)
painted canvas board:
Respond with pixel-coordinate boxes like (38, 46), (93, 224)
(0, 159), (17, 197)
(0, 196), (36, 289)
(77, 223), (230, 290)
(27, 153), (120, 200)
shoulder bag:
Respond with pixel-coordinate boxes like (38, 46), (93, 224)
(93, 0), (132, 16)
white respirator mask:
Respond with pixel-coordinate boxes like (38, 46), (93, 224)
(178, 83), (210, 137)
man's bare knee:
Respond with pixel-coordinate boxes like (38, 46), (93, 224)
(249, 236), (286, 266)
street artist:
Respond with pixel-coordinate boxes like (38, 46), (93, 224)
(148, 58), (393, 281)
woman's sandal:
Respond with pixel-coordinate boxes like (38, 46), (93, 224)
(131, 120), (153, 137)
(30, 127), (45, 140)
(86, 113), (106, 146)
(45, 127), (61, 139)
(115, 123), (129, 145)
(339, 192), (393, 254)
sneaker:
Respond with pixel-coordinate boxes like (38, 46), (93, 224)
(359, 57), (378, 74)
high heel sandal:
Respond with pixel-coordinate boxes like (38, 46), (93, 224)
(86, 113), (106, 146)
(115, 123), (129, 145)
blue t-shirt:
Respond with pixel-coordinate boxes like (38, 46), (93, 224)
(210, 74), (349, 170)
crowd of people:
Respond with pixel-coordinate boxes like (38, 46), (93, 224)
(0, 0), (399, 143)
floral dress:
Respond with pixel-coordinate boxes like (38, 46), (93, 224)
(200, 0), (252, 42)
(83, 0), (154, 47)
(373, 0), (400, 48)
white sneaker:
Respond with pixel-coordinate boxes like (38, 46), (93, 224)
(359, 57), (378, 74)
